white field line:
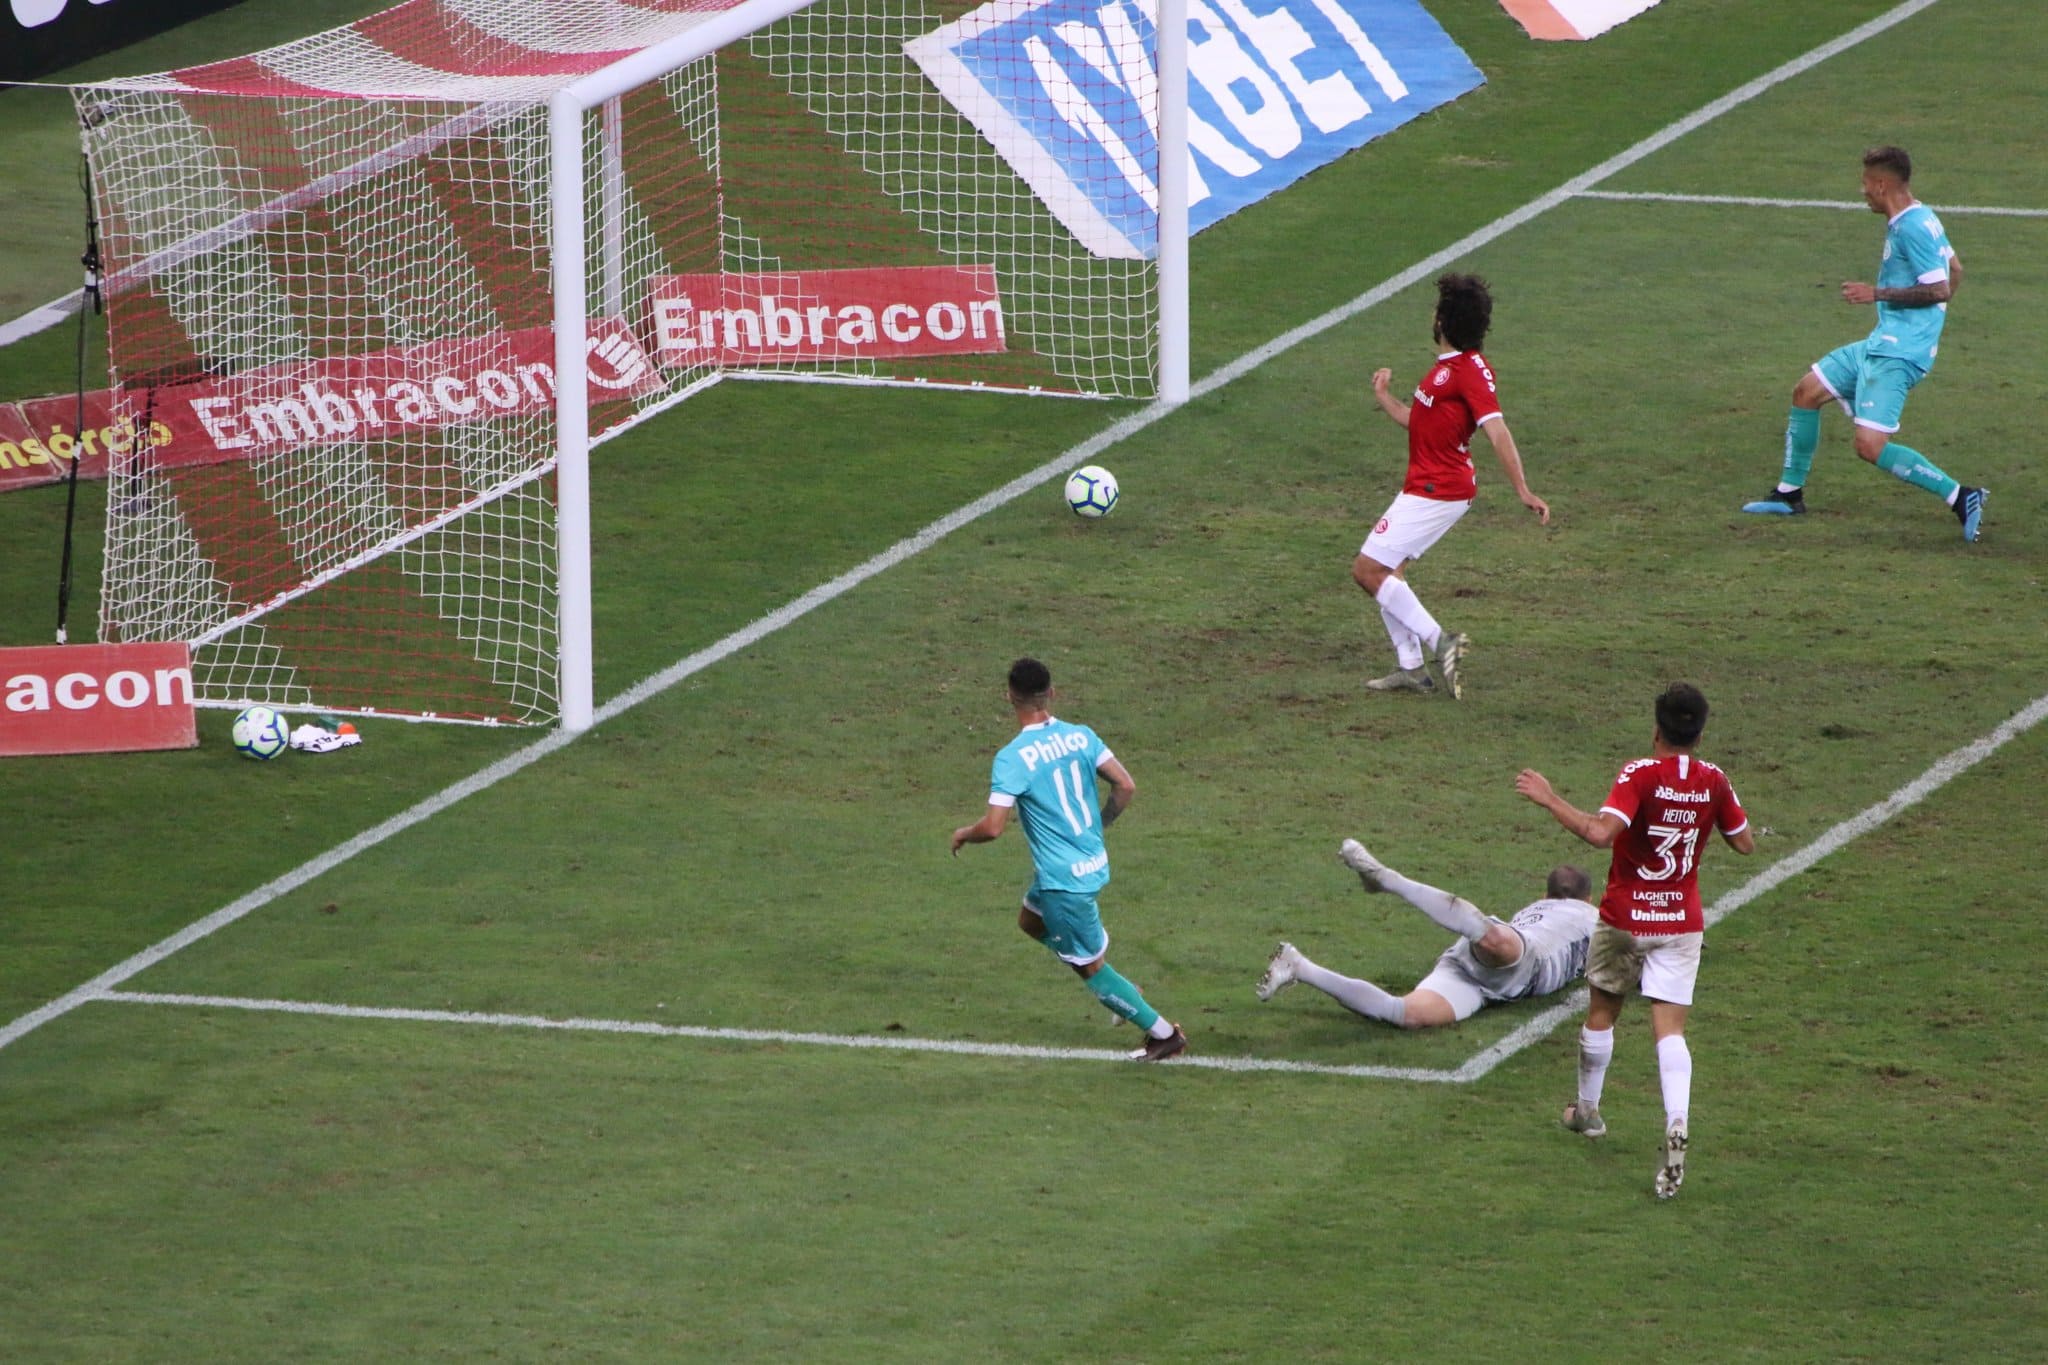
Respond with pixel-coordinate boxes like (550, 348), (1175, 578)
(100, 992), (1458, 1080)
(1182, 0), (1941, 400)
(0, 0), (1950, 1062)
(1576, 189), (2048, 217)
(0, 294), (86, 349)
(93, 688), (2048, 1079)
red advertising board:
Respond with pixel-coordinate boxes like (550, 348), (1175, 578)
(647, 265), (1008, 367)
(0, 400), (114, 494)
(0, 318), (657, 494)
(0, 642), (200, 756)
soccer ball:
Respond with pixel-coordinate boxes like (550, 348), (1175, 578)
(1064, 465), (1119, 518)
(231, 705), (291, 761)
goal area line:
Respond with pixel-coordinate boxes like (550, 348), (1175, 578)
(0, 0), (1959, 1066)
(82, 687), (2048, 1083)
(1571, 189), (2048, 217)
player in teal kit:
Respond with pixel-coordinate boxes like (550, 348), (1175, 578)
(951, 658), (1187, 1061)
(1743, 146), (1986, 540)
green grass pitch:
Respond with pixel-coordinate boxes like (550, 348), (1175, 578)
(2, 0), (2045, 1358)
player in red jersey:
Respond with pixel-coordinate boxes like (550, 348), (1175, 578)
(1515, 683), (1755, 1199)
(1356, 273), (1549, 700)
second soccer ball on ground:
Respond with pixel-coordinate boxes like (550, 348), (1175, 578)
(1064, 465), (1119, 519)
(231, 705), (292, 760)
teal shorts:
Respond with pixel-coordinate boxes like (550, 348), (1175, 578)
(1813, 340), (1925, 435)
(1023, 886), (1109, 966)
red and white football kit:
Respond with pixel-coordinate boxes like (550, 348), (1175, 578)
(1361, 350), (1503, 567)
(1597, 753), (1749, 936)
(1404, 349), (1501, 502)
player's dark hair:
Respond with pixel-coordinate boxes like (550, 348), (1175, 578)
(1434, 273), (1493, 352)
(1007, 657), (1052, 701)
(1655, 682), (1710, 749)
(1863, 144), (1912, 183)
(1546, 864), (1593, 902)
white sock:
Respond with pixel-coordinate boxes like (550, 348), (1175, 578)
(1368, 866), (1491, 940)
(1147, 1017), (1175, 1040)
(1293, 954), (1406, 1026)
(1578, 1025), (1613, 1108)
(1657, 1034), (1692, 1128)
(1373, 577), (1442, 653)
(1379, 607), (1424, 671)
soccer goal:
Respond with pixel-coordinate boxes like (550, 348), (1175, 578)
(76, 0), (1188, 730)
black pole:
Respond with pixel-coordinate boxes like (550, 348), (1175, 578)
(56, 144), (103, 645)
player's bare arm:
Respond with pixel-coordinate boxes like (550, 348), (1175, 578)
(1843, 278), (1954, 307)
(1096, 758), (1136, 827)
(950, 802), (1010, 855)
(1724, 826), (1757, 856)
(1371, 367), (1411, 427)
(1482, 418), (1550, 524)
(1514, 769), (1622, 848)
(1844, 252), (1959, 308)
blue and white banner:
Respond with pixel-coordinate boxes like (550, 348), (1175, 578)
(905, 0), (1484, 259)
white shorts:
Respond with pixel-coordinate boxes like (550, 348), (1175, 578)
(1412, 938), (1532, 1022)
(1359, 492), (1470, 569)
(1414, 954), (1488, 1022)
(1586, 923), (1703, 1006)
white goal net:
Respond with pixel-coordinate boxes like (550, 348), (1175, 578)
(77, 0), (1184, 726)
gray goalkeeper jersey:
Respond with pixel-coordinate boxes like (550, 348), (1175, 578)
(1448, 897), (1597, 1001)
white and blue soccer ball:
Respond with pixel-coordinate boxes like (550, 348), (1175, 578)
(1064, 465), (1119, 519)
(231, 705), (291, 761)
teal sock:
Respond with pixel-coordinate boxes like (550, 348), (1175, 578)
(1876, 442), (1959, 503)
(1779, 407), (1819, 489)
(1085, 964), (1162, 1033)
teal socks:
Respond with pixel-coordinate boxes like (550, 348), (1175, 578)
(1085, 963), (1162, 1033)
(1778, 406), (1819, 490)
(1877, 442), (1960, 503)
(1781, 409), (1960, 506)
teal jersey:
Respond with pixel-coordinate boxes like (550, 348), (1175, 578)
(989, 718), (1114, 894)
(1866, 203), (1955, 371)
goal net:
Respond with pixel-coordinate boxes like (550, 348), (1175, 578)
(77, 0), (1185, 727)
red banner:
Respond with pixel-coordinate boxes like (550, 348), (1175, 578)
(648, 266), (1008, 368)
(0, 319), (658, 494)
(0, 399), (124, 493)
(0, 642), (199, 756)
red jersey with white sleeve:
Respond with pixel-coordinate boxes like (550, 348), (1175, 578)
(1403, 350), (1502, 502)
(1597, 753), (1748, 935)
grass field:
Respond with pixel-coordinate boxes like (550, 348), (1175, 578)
(4, 0), (2046, 1359)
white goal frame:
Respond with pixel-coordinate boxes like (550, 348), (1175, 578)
(73, 0), (1192, 732)
(548, 0), (1191, 732)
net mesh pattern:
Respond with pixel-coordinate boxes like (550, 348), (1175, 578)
(80, 0), (1161, 723)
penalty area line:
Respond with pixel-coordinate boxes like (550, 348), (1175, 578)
(56, 687), (2048, 1084)
(0, 0), (1947, 1060)
(98, 991), (1458, 1082)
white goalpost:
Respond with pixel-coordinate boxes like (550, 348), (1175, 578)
(76, 0), (1188, 730)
